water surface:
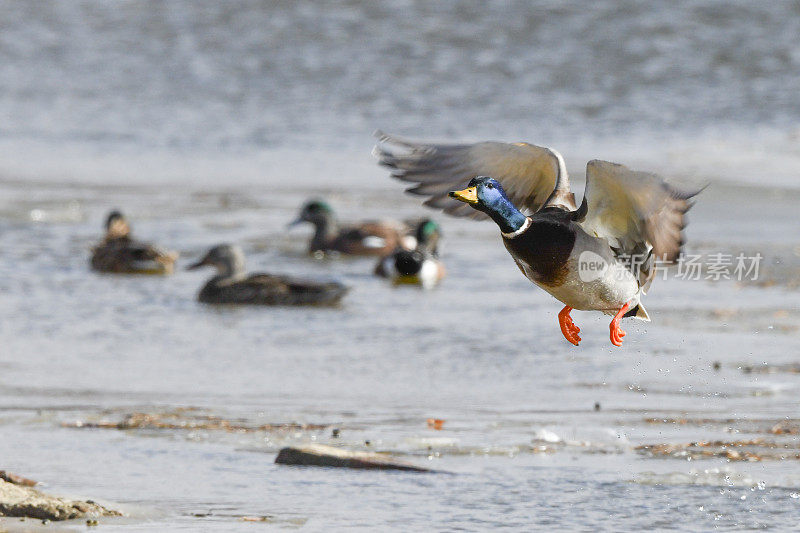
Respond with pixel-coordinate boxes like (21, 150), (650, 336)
(1, 1), (800, 530)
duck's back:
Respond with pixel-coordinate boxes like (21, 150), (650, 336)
(198, 273), (348, 306)
(328, 222), (406, 256)
(91, 238), (175, 274)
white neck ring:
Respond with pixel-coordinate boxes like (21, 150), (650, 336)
(501, 217), (531, 239)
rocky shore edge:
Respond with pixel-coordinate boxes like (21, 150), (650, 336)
(0, 471), (121, 522)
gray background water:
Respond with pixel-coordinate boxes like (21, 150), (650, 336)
(2, 0), (800, 187)
(1, 1), (800, 531)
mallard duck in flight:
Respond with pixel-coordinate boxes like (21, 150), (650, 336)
(373, 132), (700, 346)
(90, 210), (178, 274)
(188, 244), (349, 306)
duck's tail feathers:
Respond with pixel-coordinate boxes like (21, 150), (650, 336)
(624, 303), (650, 322)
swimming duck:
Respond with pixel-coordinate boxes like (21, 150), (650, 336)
(374, 132), (700, 346)
(289, 200), (411, 257)
(187, 244), (349, 305)
(90, 210), (178, 274)
(375, 219), (446, 288)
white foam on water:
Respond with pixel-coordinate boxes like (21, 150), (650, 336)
(403, 437), (460, 449)
(532, 428), (561, 443)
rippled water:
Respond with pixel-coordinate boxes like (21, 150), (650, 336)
(2, 0), (800, 187)
(1, 1), (800, 531)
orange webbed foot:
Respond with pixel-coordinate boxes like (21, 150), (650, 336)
(558, 306), (581, 346)
(609, 302), (631, 347)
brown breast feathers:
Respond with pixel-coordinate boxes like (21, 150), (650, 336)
(502, 210), (576, 287)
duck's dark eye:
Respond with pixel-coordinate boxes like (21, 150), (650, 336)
(486, 183), (494, 189)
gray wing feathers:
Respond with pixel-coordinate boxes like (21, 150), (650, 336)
(579, 160), (700, 289)
(373, 131), (572, 218)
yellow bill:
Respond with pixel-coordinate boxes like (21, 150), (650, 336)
(449, 186), (478, 205)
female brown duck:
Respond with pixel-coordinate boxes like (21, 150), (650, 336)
(90, 210), (178, 274)
(188, 244), (349, 305)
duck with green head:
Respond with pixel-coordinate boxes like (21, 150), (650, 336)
(188, 244), (348, 306)
(375, 218), (445, 288)
(289, 200), (411, 257)
(375, 132), (701, 346)
(90, 210), (178, 274)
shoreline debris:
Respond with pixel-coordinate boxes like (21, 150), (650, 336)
(635, 439), (800, 462)
(63, 410), (328, 433)
(0, 477), (121, 521)
(0, 472), (37, 488)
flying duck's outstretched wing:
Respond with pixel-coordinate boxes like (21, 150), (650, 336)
(574, 159), (700, 290)
(373, 131), (576, 219)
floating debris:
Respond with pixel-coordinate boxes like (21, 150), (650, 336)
(643, 416), (800, 435)
(644, 417), (728, 426)
(426, 418), (445, 430)
(769, 422), (800, 435)
(241, 515), (274, 522)
(275, 444), (435, 472)
(238, 515), (307, 526)
(63, 410), (328, 433)
(635, 439), (800, 462)
(739, 363), (800, 374)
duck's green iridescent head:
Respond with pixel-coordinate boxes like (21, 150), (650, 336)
(416, 219), (440, 242)
(290, 200), (335, 227)
(449, 176), (527, 234)
(415, 219), (441, 253)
